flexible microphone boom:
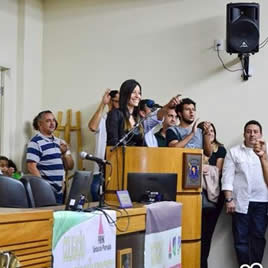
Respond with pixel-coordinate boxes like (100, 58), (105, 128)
(80, 152), (111, 165)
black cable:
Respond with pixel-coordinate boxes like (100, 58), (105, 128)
(92, 205), (130, 233)
(239, 55), (248, 77)
(259, 39), (268, 49)
(216, 45), (243, 72)
(103, 202), (131, 233)
(259, 37), (268, 46)
(115, 147), (120, 190)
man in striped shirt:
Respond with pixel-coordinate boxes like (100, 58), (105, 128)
(26, 110), (74, 204)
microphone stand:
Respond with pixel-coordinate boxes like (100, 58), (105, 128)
(97, 162), (106, 208)
(110, 110), (155, 189)
(83, 162), (107, 212)
(110, 110), (155, 152)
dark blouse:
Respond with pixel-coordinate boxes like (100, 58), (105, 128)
(208, 145), (226, 166)
(106, 109), (144, 146)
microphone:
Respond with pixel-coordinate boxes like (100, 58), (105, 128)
(80, 152), (111, 165)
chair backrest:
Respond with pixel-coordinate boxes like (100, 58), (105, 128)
(65, 170), (93, 210)
(21, 175), (57, 207)
(0, 176), (29, 208)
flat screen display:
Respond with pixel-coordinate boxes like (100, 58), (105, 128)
(127, 172), (177, 203)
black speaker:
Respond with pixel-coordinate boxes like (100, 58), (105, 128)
(226, 2), (259, 54)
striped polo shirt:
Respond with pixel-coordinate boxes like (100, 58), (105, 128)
(26, 133), (65, 202)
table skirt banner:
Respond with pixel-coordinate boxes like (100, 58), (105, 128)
(52, 210), (116, 268)
(145, 201), (182, 268)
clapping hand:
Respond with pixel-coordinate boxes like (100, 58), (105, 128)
(60, 141), (69, 155)
(191, 118), (200, 134)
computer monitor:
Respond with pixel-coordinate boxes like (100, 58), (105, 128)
(127, 172), (177, 203)
(65, 170), (93, 210)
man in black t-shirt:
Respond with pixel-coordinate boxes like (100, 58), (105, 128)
(154, 107), (178, 147)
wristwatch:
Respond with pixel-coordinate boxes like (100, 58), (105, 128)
(225, 197), (233, 203)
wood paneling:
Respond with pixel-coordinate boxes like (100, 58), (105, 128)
(182, 241), (201, 268)
(177, 194), (202, 240)
(115, 205), (146, 235)
(106, 146), (202, 193)
(0, 210), (53, 268)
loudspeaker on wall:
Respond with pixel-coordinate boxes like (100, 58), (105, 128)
(226, 2), (259, 54)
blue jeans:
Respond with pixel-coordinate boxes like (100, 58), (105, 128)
(232, 202), (268, 266)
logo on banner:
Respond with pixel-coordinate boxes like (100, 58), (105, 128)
(98, 215), (105, 244)
(168, 236), (181, 259)
(93, 215), (112, 253)
(240, 264), (263, 268)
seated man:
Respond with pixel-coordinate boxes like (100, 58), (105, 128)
(154, 107), (178, 147)
(26, 110), (74, 204)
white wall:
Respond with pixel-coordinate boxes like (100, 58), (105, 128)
(0, 0), (43, 169)
(17, 0), (43, 170)
(0, 0), (19, 159)
(42, 0), (268, 267)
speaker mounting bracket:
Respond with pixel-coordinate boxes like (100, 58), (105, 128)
(239, 53), (250, 81)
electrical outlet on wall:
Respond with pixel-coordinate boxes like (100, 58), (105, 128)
(214, 40), (225, 51)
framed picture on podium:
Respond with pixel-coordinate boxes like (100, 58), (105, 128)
(117, 248), (132, 268)
(183, 152), (202, 189)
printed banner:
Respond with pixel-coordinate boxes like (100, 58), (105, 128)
(53, 210), (116, 268)
(144, 201), (182, 268)
(145, 226), (181, 268)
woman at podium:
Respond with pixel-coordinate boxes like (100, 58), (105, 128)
(106, 79), (180, 147)
(106, 79), (144, 146)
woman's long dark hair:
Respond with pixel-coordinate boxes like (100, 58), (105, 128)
(119, 79), (142, 119)
(198, 122), (223, 146)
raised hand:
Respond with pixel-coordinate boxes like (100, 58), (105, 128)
(167, 94), (181, 109)
(102, 89), (111, 105)
(203, 121), (211, 136)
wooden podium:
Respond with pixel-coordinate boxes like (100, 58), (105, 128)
(105, 146), (202, 268)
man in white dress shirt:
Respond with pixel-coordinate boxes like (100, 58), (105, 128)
(222, 120), (268, 267)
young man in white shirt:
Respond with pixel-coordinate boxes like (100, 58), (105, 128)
(88, 89), (119, 201)
(222, 120), (268, 266)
